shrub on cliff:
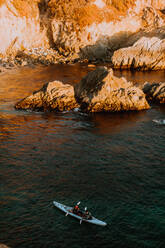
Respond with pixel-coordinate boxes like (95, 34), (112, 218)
(48, 0), (135, 29)
(5, 0), (40, 18)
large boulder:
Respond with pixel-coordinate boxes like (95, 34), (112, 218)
(143, 82), (165, 103)
(112, 36), (165, 70)
(15, 80), (79, 111)
(74, 67), (150, 112)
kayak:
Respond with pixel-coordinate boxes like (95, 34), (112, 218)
(153, 119), (165, 125)
(53, 200), (107, 226)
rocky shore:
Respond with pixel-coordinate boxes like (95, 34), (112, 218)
(0, 47), (81, 73)
(0, 1), (165, 72)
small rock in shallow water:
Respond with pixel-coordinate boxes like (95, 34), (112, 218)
(15, 80), (80, 112)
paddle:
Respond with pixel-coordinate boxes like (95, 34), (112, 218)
(66, 201), (80, 217)
(79, 206), (88, 224)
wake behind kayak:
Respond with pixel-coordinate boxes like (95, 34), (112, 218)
(53, 201), (107, 226)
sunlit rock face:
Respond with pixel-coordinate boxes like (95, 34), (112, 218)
(50, 0), (141, 59)
(15, 81), (80, 111)
(0, 0), (49, 57)
(112, 36), (165, 70)
(74, 67), (150, 112)
(133, 0), (165, 13)
(143, 82), (165, 103)
(49, 0), (165, 61)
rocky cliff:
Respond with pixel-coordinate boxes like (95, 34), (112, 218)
(0, 0), (165, 67)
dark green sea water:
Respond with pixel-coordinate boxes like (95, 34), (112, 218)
(0, 64), (165, 248)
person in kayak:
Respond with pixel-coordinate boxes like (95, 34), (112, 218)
(73, 202), (81, 214)
(84, 207), (92, 220)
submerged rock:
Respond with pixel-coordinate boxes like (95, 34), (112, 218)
(15, 81), (79, 111)
(112, 36), (165, 70)
(143, 82), (165, 103)
(74, 67), (150, 112)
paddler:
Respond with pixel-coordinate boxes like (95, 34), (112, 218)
(73, 201), (81, 214)
(84, 207), (92, 220)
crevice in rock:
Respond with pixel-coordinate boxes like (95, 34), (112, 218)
(38, 0), (54, 48)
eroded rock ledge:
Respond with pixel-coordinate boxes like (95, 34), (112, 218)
(112, 36), (165, 70)
(15, 67), (150, 112)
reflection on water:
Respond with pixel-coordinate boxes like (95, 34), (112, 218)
(90, 111), (149, 134)
(0, 64), (165, 248)
(114, 69), (165, 85)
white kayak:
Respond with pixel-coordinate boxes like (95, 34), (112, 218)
(153, 119), (165, 125)
(53, 201), (107, 226)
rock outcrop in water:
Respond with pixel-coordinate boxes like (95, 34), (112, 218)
(74, 67), (150, 112)
(0, 0), (165, 68)
(15, 67), (150, 112)
(143, 82), (165, 103)
(15, 81), (79, 111)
